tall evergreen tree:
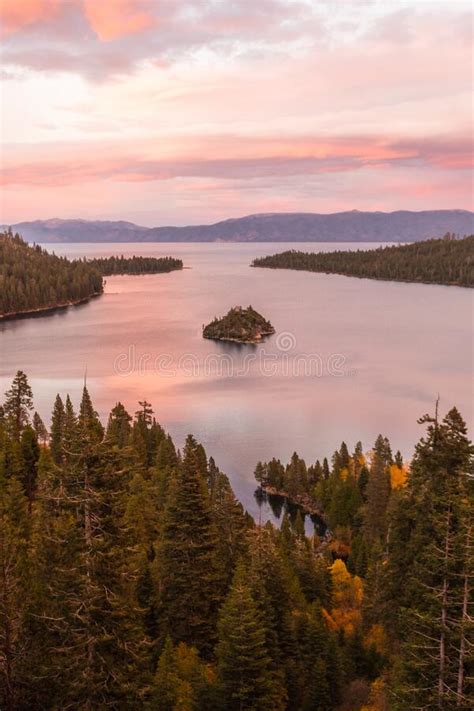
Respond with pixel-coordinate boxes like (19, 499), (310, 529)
(78, 385), (104, 442)
(364, 435), (392, 542)
(0, 473), (31, 711)
(32, 393), (146, 708)
(3, 371), (33, 441)
(209, 463), (249, 587)
(49, 394), (65, 464)
(158, 435), (222, 655)
(19, 425), (40, 511)
(387, 408), (474, 709)
(216, 563), (274, 711)
(32, 411), (48, 444)
(151, 636), (216, 711)
(62, 394), (79, 459)
(106, 402), (132, 447)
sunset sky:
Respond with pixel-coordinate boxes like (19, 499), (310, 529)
(1, 0), (472, 226)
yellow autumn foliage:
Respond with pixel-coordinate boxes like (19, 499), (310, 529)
(331, 559), (363, 606)
(325, 560), (364, 635)
(363, 623), (388, 656)
(360, 678), (388, 711)
(340, 466), (350, 481)
(390, 463), (407, 489)
(324, 607), (362, 636)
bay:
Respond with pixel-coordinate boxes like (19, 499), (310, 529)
(1, 242), (472, 526)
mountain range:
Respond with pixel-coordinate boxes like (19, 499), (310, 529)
(4, 210), (473, 243)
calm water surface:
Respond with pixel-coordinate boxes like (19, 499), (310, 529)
(1, 242), (472, 523)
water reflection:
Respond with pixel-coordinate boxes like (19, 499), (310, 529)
(1, 242), (472, 529)
(254, 487), (327, 537)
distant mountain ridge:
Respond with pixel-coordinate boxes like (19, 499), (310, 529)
(4, 210), (473, 243)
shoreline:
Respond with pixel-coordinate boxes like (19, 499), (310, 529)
(99, 266), (184, 276)
(203, 329), (275, 345)
(259, 484), (327, 523)
(0, 291), (103, 322)
(251, 264), (472, 289)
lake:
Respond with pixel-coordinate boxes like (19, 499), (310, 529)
(1, 242), (472, 525)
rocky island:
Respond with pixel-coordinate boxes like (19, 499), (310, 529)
(202, 306), (275, 344)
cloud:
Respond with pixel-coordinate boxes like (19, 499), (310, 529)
(0, 155), (360, 187)
(0, 0), (60, 36)
(1, 1), (471, 222)
(83, 0), (156, 41)
(390, 137), (474, 170)
(0, 0), (318, 79)
(1, 133), (471, 188)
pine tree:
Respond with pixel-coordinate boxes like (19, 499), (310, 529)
(158, 435), (223, 655)
(19, 425), (40, 511)
(32, 411), (48, 444)
(151, 636), (216, 710)
(154, 434), (179, 511)
(209, 464), (249, 587)
(3, 371), (33, 441)
(49, 394), (64, 464)
(322, 458), (330, 480)
(63, 394), (79, 459)
(78, 385), (104, 442)
(293, 509), (306, 537)
(364, 435), (392, 542)
(133, 400), (159, 466)
(106, 402), (132, 447)
(328, 472), (362, 529)
(294, 603), (343, 710)
(33, 391), (146, 707)
(302, 658), (332, 711)
(216, 563), (274, 710)
(0, 473), (31, 711)
(388, 408), (474, 709)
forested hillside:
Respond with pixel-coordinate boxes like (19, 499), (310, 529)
(253, 235), (474, 287)
(0, 232), (184, 319)
(1, 372), (472, 710)
(0, 230), (103, 318)
(87, 255), (183, 275)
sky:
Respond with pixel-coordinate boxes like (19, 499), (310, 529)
(0, 0), (472, 226)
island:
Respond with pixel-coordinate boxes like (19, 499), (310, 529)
(202, 306), (275, 343)
(252, 234), (474, 288)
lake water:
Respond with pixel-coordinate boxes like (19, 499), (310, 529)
(1, 242), (472, 525)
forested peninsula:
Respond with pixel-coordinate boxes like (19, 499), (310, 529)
(0, 231), (182, 320)
(1, 371), (472, 710)
(0, 230), (103, 319)
(252, 234), (474, 287)
(87, 255), (183, 275)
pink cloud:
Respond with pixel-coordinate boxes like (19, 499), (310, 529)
(389, 137), (474, 170)
(0, 154), (360, 187)
(0, 0), (60, 36)
(83, 0), (156, 41)
(2, 166), (472, 227)
(0, 0), (308, 79)
(1, 2), (472, 223)
(1, 133), (471, 188)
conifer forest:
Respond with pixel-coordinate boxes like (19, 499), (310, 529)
(252, 236), (474, 288)
(1, 372), (472, 710)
